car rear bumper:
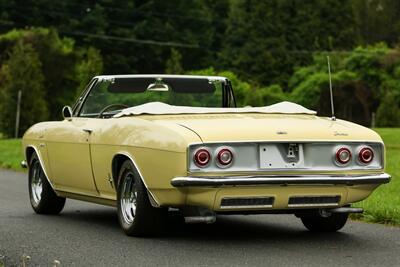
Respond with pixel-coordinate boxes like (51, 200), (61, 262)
(171, 173), (391, 187)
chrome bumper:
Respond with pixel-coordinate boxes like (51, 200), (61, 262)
(171, 173), (391, 187)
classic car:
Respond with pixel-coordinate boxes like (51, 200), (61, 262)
(21, 75), (391, 236)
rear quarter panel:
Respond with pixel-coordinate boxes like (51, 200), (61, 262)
(88, 117), (201, 204)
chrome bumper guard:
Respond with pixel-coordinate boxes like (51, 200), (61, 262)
(171, 173), (391, 187)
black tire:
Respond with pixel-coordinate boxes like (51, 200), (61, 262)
(117, 160), (167, 236)
(28, 152), (66, 214)
(300, 212), (348, 232)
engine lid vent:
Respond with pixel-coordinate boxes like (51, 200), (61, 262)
(288, 196), (341, 207)
(220, 197), (274, 209)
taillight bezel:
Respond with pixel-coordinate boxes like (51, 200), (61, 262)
(193, 147), (212, 168)
(335, 147), (352, 165)
(358, 146), (374, 165)
(216, 147), (234, 168)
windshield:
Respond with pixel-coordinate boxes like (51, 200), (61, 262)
(79, 77), (226, 117)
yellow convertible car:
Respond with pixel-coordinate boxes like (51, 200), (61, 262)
(22, 75), (390, 236)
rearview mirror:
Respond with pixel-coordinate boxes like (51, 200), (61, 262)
(147, 82), (170, 91)
(62, 106), (73, 120)
(147, 78), (170, 91)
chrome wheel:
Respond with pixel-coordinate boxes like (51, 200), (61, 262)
(120, 172), (137, 224)
(117, 160), (168, 236)
(30, 161), (43, 205)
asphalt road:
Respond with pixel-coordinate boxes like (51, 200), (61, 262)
(1, 169), (400, 267)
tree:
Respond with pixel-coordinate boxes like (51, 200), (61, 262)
(245, 84), (287, 107)
(353, 0), (400, 46)
(76, 47), (103, 94)
(376, 91), (400, 126)
(220, 0), (358, 87)
(286, 43), (400, 126)
(0, 41), (48, 137)
(165, 48), (183, 74)
(0, 28), (87, 119)
(188, 67), (252, 107)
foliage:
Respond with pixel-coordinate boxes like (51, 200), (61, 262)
(220, 0), (358, 86)
(165, 48), (183, 74)
(188, 68), (252, 107)
(282, 44), (400, 126)
(188, 67), (288, 107)
(376, 91), (400, 126)
(1, 2), (400, 126)
(0, 0), (378, 86)
(0, 41), (48, 137)
(244, 85), (286, 107)
(76, 47), (103, 95)
(0, 28), (82, 121)
(352, 0), (400, 46)
(0, 28), (104, 137)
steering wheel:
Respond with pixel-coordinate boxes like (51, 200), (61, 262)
(98, 104), (129, 118)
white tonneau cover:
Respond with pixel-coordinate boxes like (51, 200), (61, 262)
(114, 101), (316, 117)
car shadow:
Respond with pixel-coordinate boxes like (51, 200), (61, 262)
(166, 214), (354, 242)
(57, 207), (120, 230)
(52, 206), (361, 245)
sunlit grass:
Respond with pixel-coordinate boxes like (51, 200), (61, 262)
(0, 138), (24, 171)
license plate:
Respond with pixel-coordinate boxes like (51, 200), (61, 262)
(259, 144), (304, 169)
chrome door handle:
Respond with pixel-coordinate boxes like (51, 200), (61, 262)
(83, 128), (93, 134)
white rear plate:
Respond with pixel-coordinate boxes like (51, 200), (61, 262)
(259, 144), (305, 169)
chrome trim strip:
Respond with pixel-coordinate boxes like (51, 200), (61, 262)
(94, 74), (229, 84)
(220, 204), (274, 209)
(171, 173), (391, 187)
(288, 203), (339, 208)
(56, 190), (116, 207)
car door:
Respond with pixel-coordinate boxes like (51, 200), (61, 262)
(45, 117), (99, 196)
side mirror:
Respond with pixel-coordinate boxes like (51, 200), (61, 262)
(62, 106), (73, 120)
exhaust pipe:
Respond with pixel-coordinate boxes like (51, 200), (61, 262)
(184, 215), (216, 224)
(329, 207), (363, 214)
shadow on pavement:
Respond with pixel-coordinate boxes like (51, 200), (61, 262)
(44, 206), (358, 244)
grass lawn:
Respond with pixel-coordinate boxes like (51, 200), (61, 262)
(0, 129), (399, 225)
(0, 138), (24, 171)
(351, 128), (400, 225)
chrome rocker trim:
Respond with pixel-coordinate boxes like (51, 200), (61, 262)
(171, 173), (391, 187)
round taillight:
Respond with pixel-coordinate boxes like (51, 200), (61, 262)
(194, 149), (211, 167)
(336, 147), (351, 165)
(359, 147), (374, 164)
(217, 148), (233, 166)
